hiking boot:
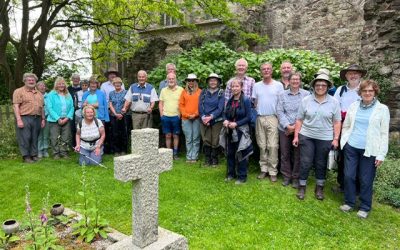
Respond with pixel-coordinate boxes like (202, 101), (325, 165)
(315, 185), (324, 200)
(339, 204), (353, 213)
(296, 185), (306, 200)
(173, 154), (179, 160)
(38, 151), (43, 158)
(357, 210), (369, 219)
(282, 177), (290, 186)
(270, 175), (278, 182)
(292, 179), (299, 189)
(43, 151), (50, 158)
(257, 172), (268, 179)
(53, 154), (61, 160)
(211, 148), (219, 166)
(203, 146), (212, 166)
(31, 156), (39, 162)
(23, 156), (34, 163)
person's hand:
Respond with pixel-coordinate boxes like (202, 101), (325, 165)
(292, 137), (299, 147)
(188, 114), (195, 120)
(41, 119), (46, 128)
(83, 101), (88, 107)
(375, 160), (383, 168)
(17, 119), (24, 128)
(147, 107), (153, 113)
(202, 116), (212, 125)
(223, 120), (229, 127)
(74, 144), (80, 152)
(332, 139), (339, 149)
(285, 125), (295, 135)
(58, 118), (63, 125)
(94, 146), (101, 156)
(116, 114), (123, 120)
(121, 107), (126, 114)
(228, 122), (237, 129)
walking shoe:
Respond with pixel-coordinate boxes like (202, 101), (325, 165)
(225, 176), (234, 182)
(270, 175), (278, 182)
(357, 210), (369, 219)
(315, 185), (325, 200)
(292, 179), (299, 189)
(257, 172), (268, 179)
(31, 156), (39, 162)
(339, 204), (353, 213)
(53, 155), (61, 160)
(296, 185), (306, 200)
(61, 154), (70, 159)
(173, 154), (179, 160)
(43, 151), (50, 158)
(235, 179), (246, 185)
(38, 152), (43, 158)
(23, 156), (34, 163)
(282, 177), (290, 186)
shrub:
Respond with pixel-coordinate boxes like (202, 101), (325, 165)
(0, 111), (19, 159)
(374, 159), (400, 208)
(148, 41), (347, 90)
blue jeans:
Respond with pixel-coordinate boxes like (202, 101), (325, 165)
(38, 121), (50, 153)
(343, 143), (376, 212)
(182, 119), (200, 160)
(227, 130), (248, 181)
(79, 146), (103, 166)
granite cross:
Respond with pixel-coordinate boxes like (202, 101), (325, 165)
(114, 128), (172, 248)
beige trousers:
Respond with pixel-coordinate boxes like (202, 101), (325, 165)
(255, 115), (279, 175)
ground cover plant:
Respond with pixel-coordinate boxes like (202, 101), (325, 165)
(0, 154), (399, 249)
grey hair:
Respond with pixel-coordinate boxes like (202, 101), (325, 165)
(165, 63), (176, 71)
(137, 70), (147, 76)
(23, 73), (38, 82)
(260, 62), (273, 69)
(235, 58), (248, 67)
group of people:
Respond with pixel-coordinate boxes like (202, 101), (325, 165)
(13, 59), (390, 219)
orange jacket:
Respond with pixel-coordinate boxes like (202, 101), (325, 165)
(179, 88), (201, 120)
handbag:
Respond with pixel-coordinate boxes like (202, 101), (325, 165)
(327, 149), (339, 171)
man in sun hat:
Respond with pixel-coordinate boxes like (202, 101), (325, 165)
(332, 64), (367, 193)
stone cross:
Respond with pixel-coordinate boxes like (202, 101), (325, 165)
(114, 128), (172, 248)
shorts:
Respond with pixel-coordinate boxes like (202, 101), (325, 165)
(161, 115), (181, 135)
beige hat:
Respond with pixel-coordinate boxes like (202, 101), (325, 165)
(206, 73), (222, 84)
(314, 68), (330, 78)
(185, 73), (198, 82)
(310, 73), (333, 88)
(104, 67), (120, 77)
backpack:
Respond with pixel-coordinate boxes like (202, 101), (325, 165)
(200, 88), (224, 112)
(339, 85), (347, 97)
(78, 118), (99, 130)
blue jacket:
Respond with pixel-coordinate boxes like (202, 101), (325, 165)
(82, 90), (110, 122)
(223, 94), (251, 127)
(199, 88), (225, 125)
(46, 90), (74, 122)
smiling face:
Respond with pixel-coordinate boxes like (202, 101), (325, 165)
(360, 85), (375, 104)
(36, 82), (46, 93)
(84, 107), (95, 121)
(89, 81), (98, 91)
(289, 74), (301, 89)
(187, 79), (197, 89)
(208, 78), (219, 90)
(345, 70), (362, 85)
(261, 64), (273, 80)
(167, 73), (177, 88)
(81, 82), (89, 92)
(235, 59), (248, 76)
(108, 73), (117, 82)
(231, 80), (242, 96)
(114, 81), (122, 91)
(24, 76), (37, 89)
(280, 62), (293, 79)
(72, 76), (80, 86)
(313, 80), (328, 97)
(137, 71), (147, 85)
(56, 80), (66, 92)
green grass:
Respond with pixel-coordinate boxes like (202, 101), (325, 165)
(0, 155), (399, 249)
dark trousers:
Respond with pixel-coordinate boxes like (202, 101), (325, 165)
(70, 115), (77, 147)
(279, 130), (300, 180)
(103, 121), (112, 154)
(49, 122), (71, 156)
(343, 143), (376, 212)
(200, 122), (223, 148)
(299, 134), (331, 185)
(227, 130), (248, 181)
(16, 115), (41, 157)
(110, 116), (128, 153)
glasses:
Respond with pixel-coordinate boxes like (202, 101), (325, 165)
(314, 84), (328, 88)
(187, 80), (197, 82)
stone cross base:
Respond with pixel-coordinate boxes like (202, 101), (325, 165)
(106, 227), (188, 250)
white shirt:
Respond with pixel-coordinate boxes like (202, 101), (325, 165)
(252, 79), (283, 116)
(334, 84), (361, 112)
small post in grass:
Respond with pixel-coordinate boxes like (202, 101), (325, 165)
(109, 128), (188, 250)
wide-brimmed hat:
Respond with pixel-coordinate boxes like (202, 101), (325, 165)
(340, 64), (367, 81)
(104, 67), (120, 77)
(185, 73), (198, 82)
(310, 73), (333, 88)
(314, 68), (330, 78)
(206, 73), (222, 84)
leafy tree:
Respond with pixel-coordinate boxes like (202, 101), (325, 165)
(0, 0), (264, 97)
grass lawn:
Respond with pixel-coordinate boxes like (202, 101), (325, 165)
(0, 154), (399, 249)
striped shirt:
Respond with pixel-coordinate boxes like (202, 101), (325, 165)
(224, 75), (255, 101)
(276, 88), (310, 131)
(12, 86), (44, 116)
